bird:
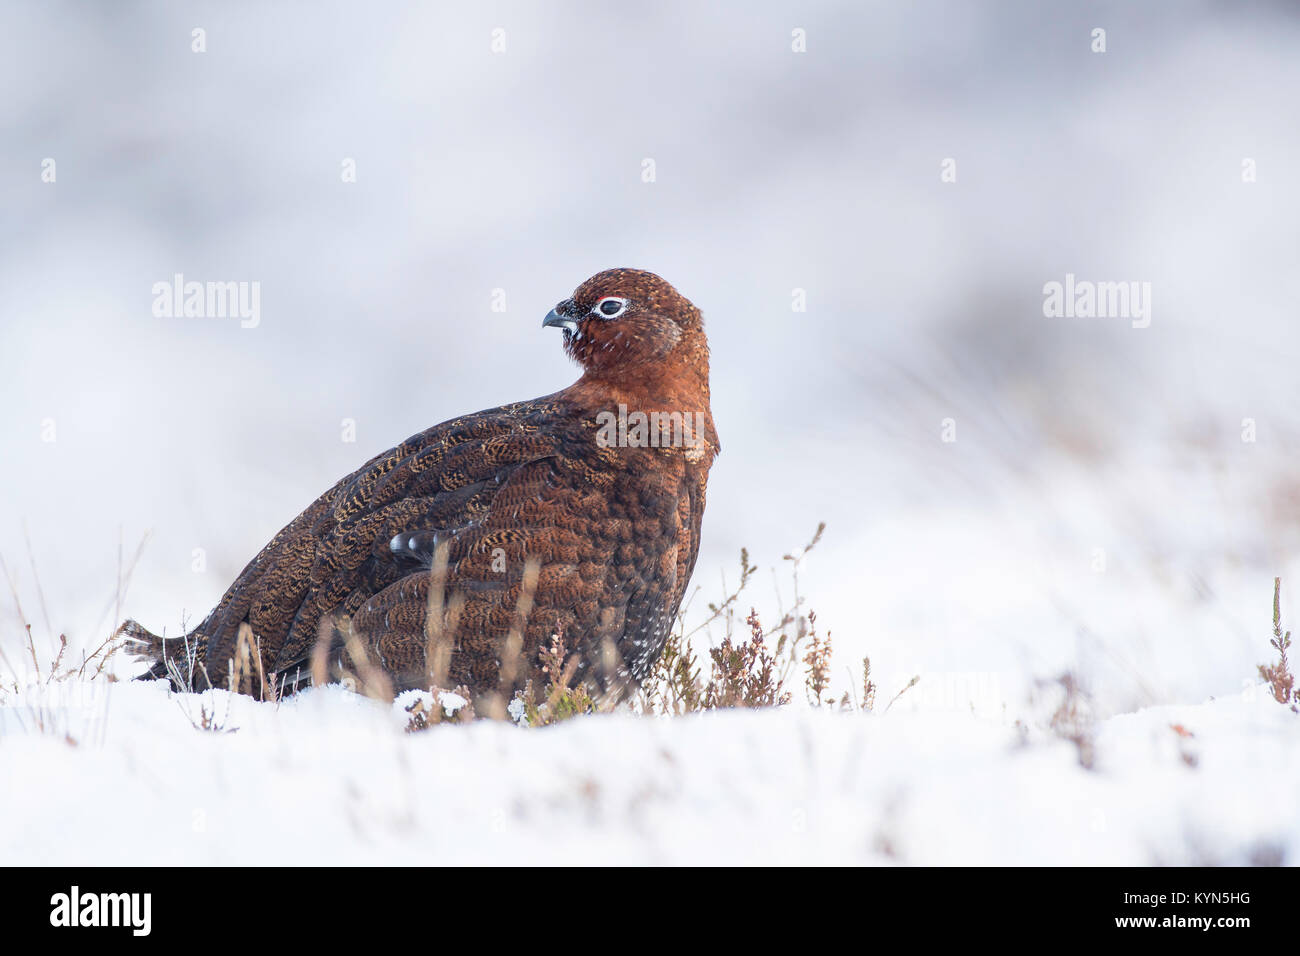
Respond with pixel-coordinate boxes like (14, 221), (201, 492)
(120, 268), (719, 709)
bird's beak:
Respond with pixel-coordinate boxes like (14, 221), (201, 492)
(543, 300), (580, 332)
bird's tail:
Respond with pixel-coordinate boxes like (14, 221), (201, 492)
(116, 619), (212, 691)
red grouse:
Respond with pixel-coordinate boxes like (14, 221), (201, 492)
(122, 269), (718, 706)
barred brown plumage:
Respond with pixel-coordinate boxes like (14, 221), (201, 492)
(120, 268), (719, 707)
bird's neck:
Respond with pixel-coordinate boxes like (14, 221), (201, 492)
(570, 365), (711, 417)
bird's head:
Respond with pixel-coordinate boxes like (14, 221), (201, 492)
(544, 268), (707, 383)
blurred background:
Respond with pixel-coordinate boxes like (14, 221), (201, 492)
(2, 0), (1298, 718)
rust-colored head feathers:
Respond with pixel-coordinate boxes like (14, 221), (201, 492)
(122, 268), (718, 708)
(545, 268), (706, 383)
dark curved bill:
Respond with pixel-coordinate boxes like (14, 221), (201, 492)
(543, 309), (579, 332)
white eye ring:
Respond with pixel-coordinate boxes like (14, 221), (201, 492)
(593, 296), (629, 319)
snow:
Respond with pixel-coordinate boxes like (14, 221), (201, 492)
(1, 0), (1299, 867)
(393, 688), (467, 720)
(1, 678), (1296, 865)
(437, 692), (468, 716)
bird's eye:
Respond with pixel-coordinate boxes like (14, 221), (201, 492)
(594, 296), (628, 318)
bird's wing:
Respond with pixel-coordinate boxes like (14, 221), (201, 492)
(193, 399), (565, 679)
(346, 444), (704, 697)
(345, 453), (602, 693)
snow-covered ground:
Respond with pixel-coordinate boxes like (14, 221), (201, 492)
(3, 1), (1299, 867)
(2, 677), (1295, 865)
